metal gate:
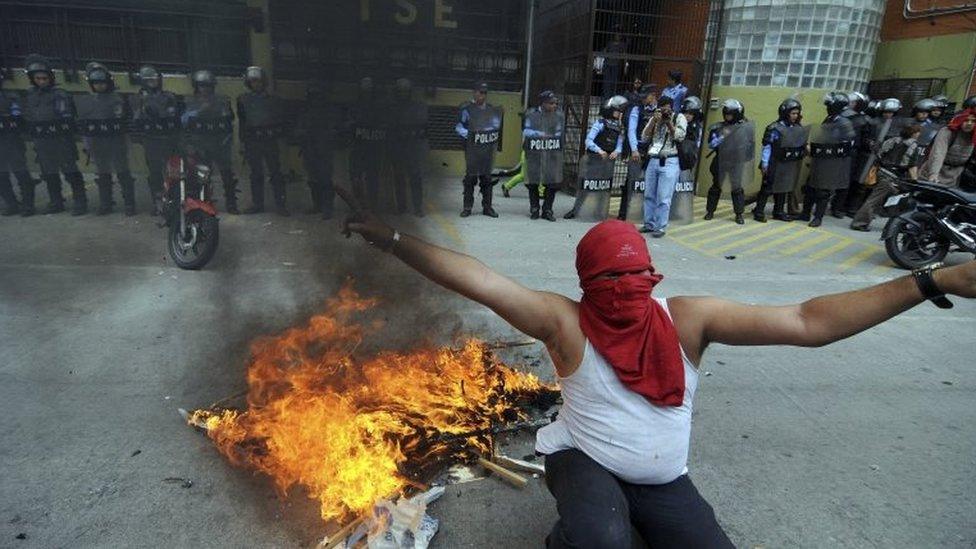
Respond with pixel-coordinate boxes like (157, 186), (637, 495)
(530, 0), (721, 191)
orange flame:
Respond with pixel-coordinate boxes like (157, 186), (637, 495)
(190, 283), (556, 522)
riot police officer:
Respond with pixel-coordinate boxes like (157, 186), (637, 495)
(800, 92), (856, 228)
(130, 65), (180, 215)
(76, 62), (135, 215)
(619, 84), (656, 220)
(911, 98), (941, 159)
(930, 95), (950, 124)
(455, 82), (502, 217)
(349, 76), (386, 213)
(753, 98), (807, 223)
(563, 95), (626, 219)
(22, 54), (87, 215)
(523, 90), (564, 221)
(0, 68), (34, 216)
(832, 91), (871, 217)
(390, 77), (428, 217)
(705, 99), (752, 224)
(182, 70), (239, 214)
(238, 66), (287, 216)
(297, 80), (340, 219)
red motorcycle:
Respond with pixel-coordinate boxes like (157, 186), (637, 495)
(162, 155), (220, 270)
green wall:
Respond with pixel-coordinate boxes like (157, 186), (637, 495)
(700, 85), (832, 197)
(872, 33), (976, 104)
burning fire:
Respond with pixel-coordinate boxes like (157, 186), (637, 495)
(189, 283), (557, 522)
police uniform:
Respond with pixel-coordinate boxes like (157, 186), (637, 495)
(298, 87), (341, 219)
(182, 84), (238, 213)
(348, 93), (386, 212)
(23, 71), (87, 215)
(523, 100), (565, 220)
(238, 89), (286, 214)
(130, 76), (180, 212)
(705, 119), (754, 222)
(0, 84), (34, 215)
(456, 85), (502, 217)
(390, 89), (428, 216)
(753, 119), (807, 221)
(801, 113), (856, 226)
(76, 75), (136, 215)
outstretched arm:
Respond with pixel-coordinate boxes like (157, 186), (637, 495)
(344, 214), (574, 350)
(670, 263), (976, 363)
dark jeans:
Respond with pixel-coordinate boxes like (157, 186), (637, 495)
(545, 449), (734, 549)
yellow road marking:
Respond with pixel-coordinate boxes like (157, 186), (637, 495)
(669, 217), (751, 240)
(708, 223), (795, 254)
(802, 238), (854, 262)
(425, 201), (464, 247)
(779, 232), (835, 256)
(738, 227), (811, 256)
(837, 246), (883, 270)
(689, 222), (768, 246)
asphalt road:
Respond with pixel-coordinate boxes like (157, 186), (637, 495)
(1, 177), (974, 548)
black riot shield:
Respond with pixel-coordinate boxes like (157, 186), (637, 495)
(715, 120), (756, 192)
(809, 117), (855, 191)
(464, 104), (502, 176)
(571, 153), (612, 221)
(623, 159), (646, 223)
(524, 109), (564, 187)
(74, 94), (126, 136)
(771, 123), (808, 193)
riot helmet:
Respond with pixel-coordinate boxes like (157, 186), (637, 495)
(931, 95), (949, 110)
(865, 100), (880, 117)
(85, 62), (113, 92)
(138, 65), (162, 90)
(847, 91), (868, 112)
(24, 54), (54, 86)
(778, 98), (802, 121)
(912, 98), (937, 115)
(395, 77), (413, 95)
(823, 91), (849, 116)
(191, 70), (217, 91)
(243, 66), (267, 91)
(721, 98), (744, 122)
(681, 96), (702, 114)
(359, 76), (375, 94)
(601, 95), (629, 118)
(963, 95), (976, 110)
(637, 84), (658, 104)
(879, 98), (902, 114)
(538, 89), (557, 104)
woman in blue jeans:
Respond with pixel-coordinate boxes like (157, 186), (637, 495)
(640, 96), (687, 237)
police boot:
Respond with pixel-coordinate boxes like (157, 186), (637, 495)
(224, 179), (240, 215)
(731, 188), (746, 225)
(42, 175), (66, 214)
(752, 188), (769, 223)
(480, 181), (498, 218)
(460, 176), (475, 217)
(528, 184), (541, 219)
(541, 187), (557, 222)
(0, 173), (20, 216)
(18, 175), (36, 217)
(809, 193), (829, 228)
(796, 187), (813, 222)
(771, 193), (793, 222)
(95, 174), (114, 215)
(703, 185), (721, 220)
(66, 172), (88, 216)
(273, 182), (290, 217)
(829, 189), (847, 218)
(119, 173), (136, 216)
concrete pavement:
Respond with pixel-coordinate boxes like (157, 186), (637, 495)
(1, 177), (973, 548)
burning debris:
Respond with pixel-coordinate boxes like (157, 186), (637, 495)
(184, 283), (558, 525)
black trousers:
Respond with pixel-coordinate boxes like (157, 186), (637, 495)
(545, 449), (734, 549)
(462, 174), (493, 210)
(142, 137), (176, 197)
(243, 138), (284, 207)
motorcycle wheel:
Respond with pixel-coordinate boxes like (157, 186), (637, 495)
(168, 210), (219, 270)
(883, 215), (949, 270)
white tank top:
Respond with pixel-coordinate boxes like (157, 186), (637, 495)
(535, 297), (699, 485)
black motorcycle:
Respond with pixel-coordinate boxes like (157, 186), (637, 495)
(881, 168), (976, 269)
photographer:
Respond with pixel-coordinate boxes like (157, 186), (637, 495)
(639, 96), (686, 237)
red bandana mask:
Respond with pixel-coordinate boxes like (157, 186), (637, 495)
(576, 220), (685, 407)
